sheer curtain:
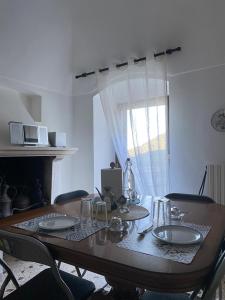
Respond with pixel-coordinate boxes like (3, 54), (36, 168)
(97, 58), (169, 196)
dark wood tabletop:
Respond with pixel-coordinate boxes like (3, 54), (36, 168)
(1, 197), (225, 294)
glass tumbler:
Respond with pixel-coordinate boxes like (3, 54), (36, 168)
(95, 201), (108, 227)
(80, 198), (93, 227)
(152, 197), (171, 228)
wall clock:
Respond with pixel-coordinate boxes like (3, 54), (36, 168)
(211, 109), (225, 132)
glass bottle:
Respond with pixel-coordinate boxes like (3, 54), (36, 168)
(123, 158), (137, 202)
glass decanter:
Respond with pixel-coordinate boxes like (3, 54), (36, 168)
(123, 158), (139, 204)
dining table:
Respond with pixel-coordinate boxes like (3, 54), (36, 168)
(1, 196), (225, 300)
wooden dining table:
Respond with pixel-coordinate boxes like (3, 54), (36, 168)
(1, 196), (225, 300)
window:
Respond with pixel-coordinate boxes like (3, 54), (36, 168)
(125, 99), (169, 195)
(96, 59), (169, 196)
(127, 104), (167, 157)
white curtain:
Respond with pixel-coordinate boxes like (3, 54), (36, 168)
(97, 57), (169, 197)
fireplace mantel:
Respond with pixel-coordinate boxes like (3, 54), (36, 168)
(0, 146), (78, 205)
(0, 146), (78, 159)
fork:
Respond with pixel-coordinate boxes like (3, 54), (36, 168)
(137, 224), (153, 236)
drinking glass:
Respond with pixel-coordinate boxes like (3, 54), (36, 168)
(94, 201), (108, 227)
(116, 196), (129, 214)
(80, 198), (93, 227)
(110, 216), (123, 232)
(96, 229), (107, 245)
(152, 197), (171, 228)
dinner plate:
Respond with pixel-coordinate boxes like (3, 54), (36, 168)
(152, 225), (203, 245)
(38, 216), (77, 231)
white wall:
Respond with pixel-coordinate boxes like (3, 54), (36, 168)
(72, 94), (94, 193)
(1, 0), (224, 195)
(71, 0), (225, 74)
(72, 77), (116, 194)
(73, 62), (225, 195)
(70, 0), (225, 194)
(0, 86), (75, 195)
(0, 0), (73, 95)
(0, 87), (34, 145)
(0, 0), (76, 197)
(169, 65), (225, 193)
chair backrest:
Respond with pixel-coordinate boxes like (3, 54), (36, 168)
(165, 193), (215, 204)
(0, 230), (74, 300)
(201, 251), (225, 300)
(54, 190), (89, 204)
(199, 166), (207, 196)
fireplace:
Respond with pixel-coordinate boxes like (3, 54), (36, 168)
(0, 146), (77, 218)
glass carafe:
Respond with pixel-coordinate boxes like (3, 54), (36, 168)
(123, 158), (138, 204)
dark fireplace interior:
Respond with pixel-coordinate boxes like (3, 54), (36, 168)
(0, 157), (53, 218)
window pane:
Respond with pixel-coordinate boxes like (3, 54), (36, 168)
(127, 105), (166, 157)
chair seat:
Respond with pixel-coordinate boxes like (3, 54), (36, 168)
(141, 291), (190, 300)
(4, 268), (95, 300)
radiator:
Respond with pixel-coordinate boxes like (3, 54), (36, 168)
(206, 164), (225, 205)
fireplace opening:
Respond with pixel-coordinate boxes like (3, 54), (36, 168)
(0, 157), (53, 218)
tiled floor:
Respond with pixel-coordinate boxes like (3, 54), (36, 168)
(0, 255), (108, 297)
(0, 255), (225, 299)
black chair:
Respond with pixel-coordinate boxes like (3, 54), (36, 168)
(0, 229), (95, 300)
(54, 190), (89, 204)
(165, 193), (215, 204)
(141, 250), (225, 300)
(54, 190), (89, 278)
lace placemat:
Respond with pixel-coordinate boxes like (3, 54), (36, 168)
(117, 223), (211, 264)
(13, 213), (106, 242)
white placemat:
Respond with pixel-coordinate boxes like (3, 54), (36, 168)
(117, 223), (211, 264)
(13, 213), (106, 242)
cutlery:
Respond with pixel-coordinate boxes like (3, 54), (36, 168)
(137, 224), (153, 236)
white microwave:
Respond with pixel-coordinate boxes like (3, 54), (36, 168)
(9, 122), (48, 146)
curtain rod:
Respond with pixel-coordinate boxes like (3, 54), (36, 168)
(75, 46), (181, 79)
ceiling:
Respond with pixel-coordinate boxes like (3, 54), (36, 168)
(71, 0), (225, 75)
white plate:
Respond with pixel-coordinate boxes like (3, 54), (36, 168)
(38, 216), (76, 231)
(152, 225), (203, 245)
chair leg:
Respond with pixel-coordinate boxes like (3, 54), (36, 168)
(81, 269), (87, 277)
(75, 267), (87, 278)
(57, 261), (85, 278)
(75, 266), (82, 277)
(0, 275), (10, 299)
(218, 282), (222, 300)
(57, 261), (107, 293)
(0, 258), (19, 289)
(94, 283), (108, 294)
